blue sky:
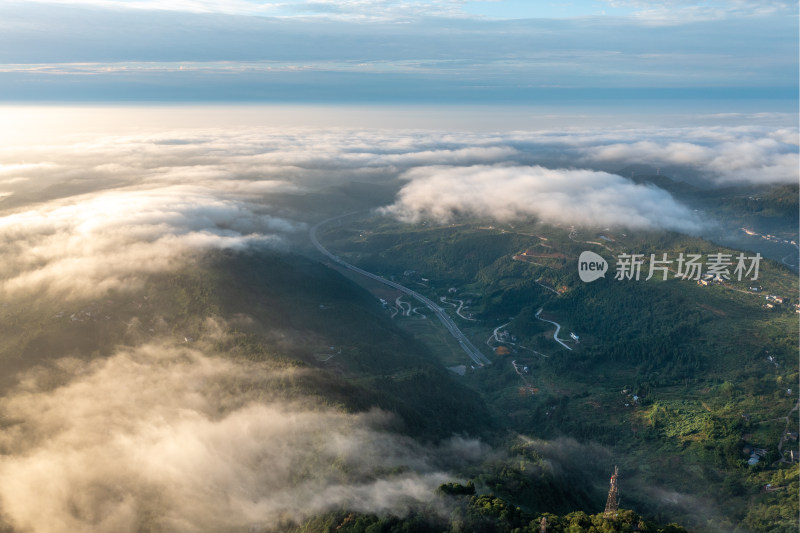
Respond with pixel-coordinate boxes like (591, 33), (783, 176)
(0, 0), (797, 106)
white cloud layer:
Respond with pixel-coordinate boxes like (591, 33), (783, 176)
(0, 126), (528, 299)
(381, 164), (702, 232)
(498, 124), (799, 185)
(0, 343), (469, 532)
(0, 122), (794, 298)
(0, 186), (298, 298)
(582, 133), (799, 184)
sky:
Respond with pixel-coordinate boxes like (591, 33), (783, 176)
(4, 0), (795, 20)
(0, 0), (797, 107)
(0, 3), (797, 530)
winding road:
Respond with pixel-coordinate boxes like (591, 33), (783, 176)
(310, 214), (492, 367)
(395, 296), (412, 317)
(440, 296), (477, 321)
(534, 308), (572, 351)
(775, 399), (800, 464)
(535, 279), (559, 295)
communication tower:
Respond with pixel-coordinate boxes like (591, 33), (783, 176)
(603, 466), (620, 519)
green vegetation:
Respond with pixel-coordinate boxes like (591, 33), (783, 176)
(3, 182), (795, 531)
(0, 249), (494, 441)
(315, 212), (799, 532)
(286, 488), (688, 533)
(703, 183), (799, 235)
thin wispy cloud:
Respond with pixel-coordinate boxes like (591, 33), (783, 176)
(605, 0), (797, 23)
(1, 1), (795, 103)
(5, 0), (470, 19)
(9, 0), (796, 21)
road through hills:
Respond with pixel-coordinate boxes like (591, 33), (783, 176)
(310, 214), (492, 367)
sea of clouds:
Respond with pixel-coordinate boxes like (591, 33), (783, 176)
(0, 124), (795, 299)
(0, 123), (793, 530)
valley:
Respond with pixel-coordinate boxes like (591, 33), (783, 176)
(298, 181), (798, 532)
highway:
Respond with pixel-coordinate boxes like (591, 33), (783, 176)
(310, 214), (493, 367)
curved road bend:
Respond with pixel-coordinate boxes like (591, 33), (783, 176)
(310, 214), (492, 367)
(534, 308), (572, 351)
